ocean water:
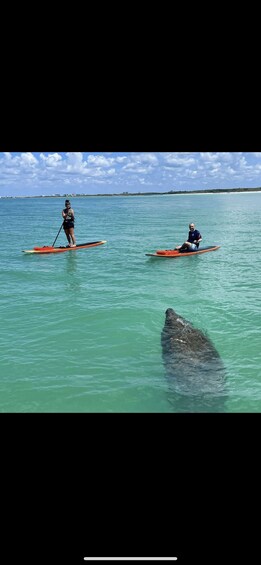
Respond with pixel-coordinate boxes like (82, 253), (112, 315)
(1, 192), (260, 412)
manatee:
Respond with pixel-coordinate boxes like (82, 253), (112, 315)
(161, 308), (227, 411)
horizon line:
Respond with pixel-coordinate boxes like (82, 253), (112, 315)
(1, 187), (261, 199)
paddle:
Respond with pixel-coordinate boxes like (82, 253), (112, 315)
(51, 222), (64, 247)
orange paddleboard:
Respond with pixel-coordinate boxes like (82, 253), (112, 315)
(23, 241), (107, 254)
(146, 245), (220, 258)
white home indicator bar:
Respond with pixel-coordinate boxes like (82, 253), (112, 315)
(84, 559), (178, 562)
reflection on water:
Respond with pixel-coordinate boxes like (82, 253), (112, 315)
(66, 252), (78, 274)
(64, 253), (82, 291)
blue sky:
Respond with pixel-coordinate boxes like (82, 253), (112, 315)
(1, 152), (261, 197)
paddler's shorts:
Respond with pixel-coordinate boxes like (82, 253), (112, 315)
(63, 221), (74, 229)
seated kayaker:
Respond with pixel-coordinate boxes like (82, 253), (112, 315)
(175, 223), (202, 252)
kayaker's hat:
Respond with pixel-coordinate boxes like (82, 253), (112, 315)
(65, 200), (71, 205)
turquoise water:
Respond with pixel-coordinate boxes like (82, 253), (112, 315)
(1, 193), (260, 412)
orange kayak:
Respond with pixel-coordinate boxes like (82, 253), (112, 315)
(146, 245), (220, 258)
(23, 241), (107, 254)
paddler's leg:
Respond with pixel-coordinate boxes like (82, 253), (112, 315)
(69, 227), (76, 247)
(64, 227), (71, 246)
(176, 242), (190, 252)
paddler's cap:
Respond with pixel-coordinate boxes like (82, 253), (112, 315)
(65, 199), (71, 205)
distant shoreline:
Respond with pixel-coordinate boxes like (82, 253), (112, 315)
(1, 187), (261, 199)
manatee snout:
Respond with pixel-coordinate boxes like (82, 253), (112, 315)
(165, 308), (178, 324)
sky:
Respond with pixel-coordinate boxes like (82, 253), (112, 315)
(1, 152), (261, 197)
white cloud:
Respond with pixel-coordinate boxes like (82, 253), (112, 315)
(87, 155), (114, 167)
(130, 152), (159, 165)
(40, 153), (62, 167)
(1, 151), (261, 196)
(19, 152), (38, 166)
(163, 153), (196, 166)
